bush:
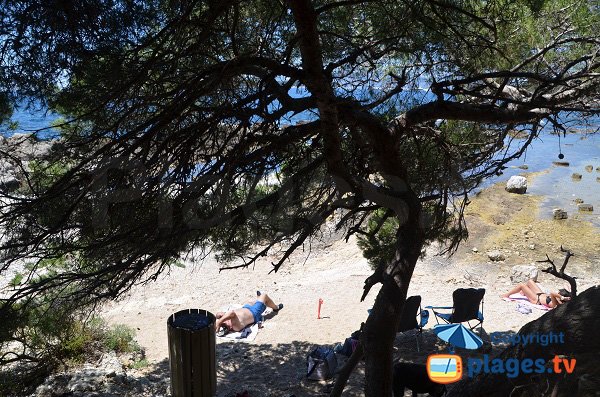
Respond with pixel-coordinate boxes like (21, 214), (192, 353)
(103, 324), (140, 353)
(132, 358), (149, 369)
(0, 300), (104, 396)
(0, 299), (141, 396)
(356, 209), (399, 270)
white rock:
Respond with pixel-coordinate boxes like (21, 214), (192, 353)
(6, 134), (52, 160)
(487, 250), (505, 262)
(99, 351), (126, 377)
(0, 175), (20, 191)
(510, 265), (539, 284)
(0, 160), (20, 191)
(68, 379), (96, 392)
(505, 175), (527, 194)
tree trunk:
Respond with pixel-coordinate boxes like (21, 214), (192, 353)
(361, 211), (425, 396)
(447, 286), (600, 397)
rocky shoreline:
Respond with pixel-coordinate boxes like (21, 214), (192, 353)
(30, 351), (170, 397)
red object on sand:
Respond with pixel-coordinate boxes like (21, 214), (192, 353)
(318, 298), (323, 319)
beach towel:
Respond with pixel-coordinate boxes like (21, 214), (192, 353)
(502, 293), (552, 311)
(516, 302), (532, 314)
(217, 304), (270, 342)
(219, 322), (260, 342)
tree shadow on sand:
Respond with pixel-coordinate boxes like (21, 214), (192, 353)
(139, 327), (522, 397)
(143, 340), (364, 397)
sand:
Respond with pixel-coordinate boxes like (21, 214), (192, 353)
(101, 180), (600, 396)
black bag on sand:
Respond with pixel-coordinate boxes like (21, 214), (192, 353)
(306, 346), (338, 380)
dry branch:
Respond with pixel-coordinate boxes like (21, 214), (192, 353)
(537, 246), (577, 296)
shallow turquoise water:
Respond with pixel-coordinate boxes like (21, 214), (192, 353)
(490, 133), (600, 228)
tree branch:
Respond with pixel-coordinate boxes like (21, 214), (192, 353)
(329, 340), (364, 397)
(361, 261), (385, 302)
(393, 101), (548, 129)
(536, 246), (577, 296)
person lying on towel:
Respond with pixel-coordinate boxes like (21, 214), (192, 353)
(215, 292), (283, 334)
(502, 279), (571, 308)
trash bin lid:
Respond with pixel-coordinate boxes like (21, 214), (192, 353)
(169, 310), (214, 331)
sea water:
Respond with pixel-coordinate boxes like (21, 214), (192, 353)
(489, 132), (600, 228)
(4, 107), (600, 228)
(0, 103), (59, 139)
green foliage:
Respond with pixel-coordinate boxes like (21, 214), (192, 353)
(0, 299), (142, 396)
(356, 209), (399, 270)
(0, 298), (96, 395)
(27, 159), (71, 191)
(131, 358), (149, 369)
(1, 0), (595, 289)
(9, 272), (24, 287)
(0, 257), (140, 394)
(59, 320), (104, 363)
(102, 324), (140, 353)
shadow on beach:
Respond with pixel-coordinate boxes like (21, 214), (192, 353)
(137, 327), (520, 397)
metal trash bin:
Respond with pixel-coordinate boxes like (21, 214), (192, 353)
(167, 309), (216, 397)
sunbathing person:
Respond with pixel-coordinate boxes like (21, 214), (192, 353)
(215, 292), (283, 333)
(502, 279), (571, 308)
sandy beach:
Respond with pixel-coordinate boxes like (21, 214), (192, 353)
(99, 173), (600, 396)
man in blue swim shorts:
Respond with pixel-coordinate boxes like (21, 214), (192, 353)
(215, 292), (283, 333)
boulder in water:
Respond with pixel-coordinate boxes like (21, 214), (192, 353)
(553, 208), (568, 220)
(505, 175), (527, 194)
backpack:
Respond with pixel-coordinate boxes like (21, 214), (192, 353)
(306, 346), (338, 380)
(335, 337), (359, 357)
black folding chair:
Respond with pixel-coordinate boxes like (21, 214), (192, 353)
(426, 288), (485, 330)
(397, 295), (429, 351)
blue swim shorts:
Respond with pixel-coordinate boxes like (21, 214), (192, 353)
(242, 301), (266, 323)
